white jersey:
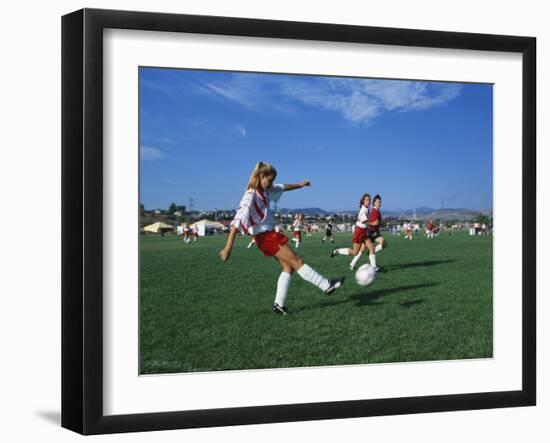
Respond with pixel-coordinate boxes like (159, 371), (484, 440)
(293, 219), (303, 231)
(231, 184), (285, 236)
(355, 205), (370, 228)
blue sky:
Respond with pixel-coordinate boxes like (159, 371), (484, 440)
(139, 67), (493, 212)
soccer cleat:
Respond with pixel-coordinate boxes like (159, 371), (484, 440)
(272, 303), (289, 315)
(374, 266), (385, 273)
(330, 248), (339, 258)
(325, 276), (345, 295)
(349, 265), (356, 271)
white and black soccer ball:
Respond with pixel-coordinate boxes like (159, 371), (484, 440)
(355, 263), (376, 287)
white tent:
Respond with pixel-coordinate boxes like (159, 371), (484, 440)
(143, 221), (173, 234)
(190, 219), (225, 236)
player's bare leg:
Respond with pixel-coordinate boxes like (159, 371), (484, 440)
(375, 236), (386, 253)
(349, 242), (367, 270)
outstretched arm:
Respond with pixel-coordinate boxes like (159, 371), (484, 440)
(219, 226), (239, 261)
(283, 180), (311, 192)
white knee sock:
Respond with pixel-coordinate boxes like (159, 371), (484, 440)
(369, 254), (377, 267)
(350, 251), (362, 268)
(375, 243), (383, 253)
(274, 272), (292, 307)
(295, 242), (300, 249)
(297, 264), (330, 292)
(337, 248), (350, 255)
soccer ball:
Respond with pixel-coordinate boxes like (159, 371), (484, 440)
(355, 263), (376, 287)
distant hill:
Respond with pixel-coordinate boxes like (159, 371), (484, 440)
(381, 208), (492, 221)
(278, 207), (329, 216)
(414, 206), (437, 214)
(278, 206), (492, 221)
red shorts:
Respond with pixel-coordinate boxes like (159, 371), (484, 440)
(254, 231), (289, 257)
(293, 231), (302, 241)
(352, 226), (367, 244)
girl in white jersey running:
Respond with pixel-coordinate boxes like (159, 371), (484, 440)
(291, 213), (304, 249)
(331, 193), (371, 270)
(219, 162), (345, 315)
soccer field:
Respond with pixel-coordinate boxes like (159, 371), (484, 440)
(140, 231), (492, 374)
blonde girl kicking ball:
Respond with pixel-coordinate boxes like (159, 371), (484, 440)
(219, 162), (345, 315)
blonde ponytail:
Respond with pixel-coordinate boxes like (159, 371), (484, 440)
(246, 162), (277, 190)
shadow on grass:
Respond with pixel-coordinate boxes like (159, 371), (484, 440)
(383, 259), (455, 271)
(398, 298), (425, 308)
(294, 282), (437, 312)
(349, 283), (436, 307)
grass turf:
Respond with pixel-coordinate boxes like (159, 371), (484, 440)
(139, 231), (492, 374)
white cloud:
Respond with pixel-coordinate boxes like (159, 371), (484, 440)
(236, 124), (247, 137)
(202, 74), (462, 125)
(286, 78), (462, 123)
(204, 82), (256, 109)
(140, 146), (163, 160)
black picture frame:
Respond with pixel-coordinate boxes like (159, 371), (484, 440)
(62, 8), (536, 435)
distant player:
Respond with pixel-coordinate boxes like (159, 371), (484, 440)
(219, 162), (344, 315)
(404, 222), (413, 240)
(331, 193), (371, 270)
(291, 213), (304, 249)
(182, 224), (191, 243)
(322, 220), (335, 244)
(426, 219), (435, 239)
(366, 194), (387, 272)
(306, 223), (312, 237)
(192, 226), (199, 242)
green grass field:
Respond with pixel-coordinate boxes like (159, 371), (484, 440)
(140, 231), (492, 374)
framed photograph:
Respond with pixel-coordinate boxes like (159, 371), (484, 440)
(62, 8), (536, 435)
